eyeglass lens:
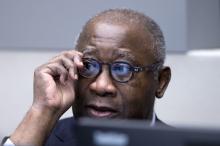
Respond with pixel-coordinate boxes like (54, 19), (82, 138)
(79, 59), (133, 82)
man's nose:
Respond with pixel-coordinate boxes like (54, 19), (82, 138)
(89, 67), (117, 97)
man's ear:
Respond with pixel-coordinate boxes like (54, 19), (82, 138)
(156, 66), (171, 98)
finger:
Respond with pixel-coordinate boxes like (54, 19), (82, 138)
(47, 50), (83, 80)
(61, 57), (74, 70)
(50, 50), (83, 69)
(73, 55), (83, 68)
(62, 51), (83, 68)
(69, 66), (78, 80)
(58, 57), (79, 80)
(49, 50), (82, 62)
(62, 50), (83, 60)
(46, 63), (68, 84)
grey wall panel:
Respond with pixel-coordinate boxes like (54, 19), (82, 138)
(187, 0), (220, 49)
(0, 0), (187, 51)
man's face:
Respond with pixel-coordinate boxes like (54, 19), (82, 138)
(73, 22), (159, 120)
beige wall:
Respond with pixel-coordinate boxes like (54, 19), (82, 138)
(156, 52), (220, 127)
(1, 50), (220, 139)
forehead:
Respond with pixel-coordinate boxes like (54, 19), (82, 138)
(78, 22), (155, 64)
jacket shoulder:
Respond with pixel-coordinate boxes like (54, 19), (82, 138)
(45, 117), (76, 146)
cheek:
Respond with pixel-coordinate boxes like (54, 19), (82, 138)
(123, 86), (155, 118)
(119, 75), (157, 118)
(132, 73), (157, 96)
(77, 79), (91, 100)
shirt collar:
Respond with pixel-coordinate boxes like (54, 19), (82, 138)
(150, 111), (156, 126)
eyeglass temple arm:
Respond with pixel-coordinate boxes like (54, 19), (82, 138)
(133, 62), (162, 72)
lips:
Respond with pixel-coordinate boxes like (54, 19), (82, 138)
(85, 104), (118, 118)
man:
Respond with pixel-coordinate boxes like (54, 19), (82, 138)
(3, 8), (171, 146)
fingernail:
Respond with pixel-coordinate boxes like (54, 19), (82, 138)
(74, 74), (78, 80)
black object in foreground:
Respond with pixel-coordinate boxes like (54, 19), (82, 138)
(75, 118), (220, 146)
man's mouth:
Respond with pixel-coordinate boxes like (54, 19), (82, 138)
(85, 104), (118, 118)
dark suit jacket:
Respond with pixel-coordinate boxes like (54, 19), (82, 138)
(44, 116), (169, 146)
(45, 117), (76, 146)
(0, 118), (76, 146)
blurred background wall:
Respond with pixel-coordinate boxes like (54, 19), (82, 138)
(1, 0), (220, 140)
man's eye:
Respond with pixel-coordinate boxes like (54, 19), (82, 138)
(84, 62), (97, 71)
(112, 63), (130, 75)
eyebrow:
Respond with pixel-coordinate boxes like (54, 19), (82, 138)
(82, 47), (136, 63)
(82, 47), (97, 54)
(113, 49), (136, 63)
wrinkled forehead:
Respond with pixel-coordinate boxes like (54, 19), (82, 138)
(77, 21), (155, 64)
(82, 47), (137, 63)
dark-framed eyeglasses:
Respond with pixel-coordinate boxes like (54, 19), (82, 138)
(79, 58), (162, 83)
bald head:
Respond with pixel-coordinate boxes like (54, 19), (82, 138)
(76, 8), (166, 64)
